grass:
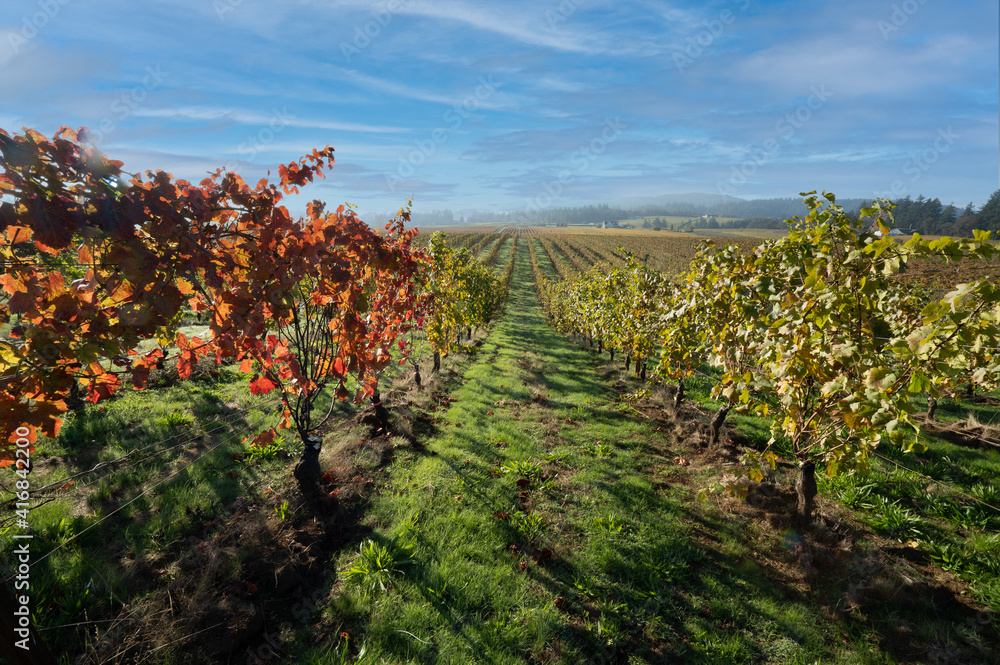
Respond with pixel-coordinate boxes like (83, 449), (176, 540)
(816, 421), (1000, 610)
(0, 361), (295, 651)
(652, 346), (1000, 617)
(2, 233), (998, 664)
(344, 538), (416, 593)
(299, 239), (990, 664)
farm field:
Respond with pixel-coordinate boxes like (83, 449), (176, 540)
(468, 225), (1000, 291)
(4, 227), (1000, 665)
(614, 215), (744, 229)
(515, 225), (703, 238)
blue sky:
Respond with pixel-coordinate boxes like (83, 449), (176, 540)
(2, 0), (997, 219)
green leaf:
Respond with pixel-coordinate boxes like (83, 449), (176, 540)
(907, 371), (931, 394)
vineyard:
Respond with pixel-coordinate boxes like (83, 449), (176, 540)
(1, 128), (999, 664)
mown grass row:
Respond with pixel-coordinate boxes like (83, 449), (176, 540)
(310, 241), (1000, 664)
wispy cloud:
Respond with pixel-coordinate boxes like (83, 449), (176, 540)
(2, 0), (995, 215)
(130, 106), (410, 134)
(390, 0), (609, 54)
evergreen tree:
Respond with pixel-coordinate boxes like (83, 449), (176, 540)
(891, 196), (915, 229)
(954, 213), (979, 237)
(937, 203), (957, 234)
(977, 189), (1000, 232)
(918, 197), (943, 234)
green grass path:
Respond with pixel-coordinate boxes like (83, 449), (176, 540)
(323, 242), (896, 665)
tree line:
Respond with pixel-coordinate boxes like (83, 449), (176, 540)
(457, 192), (1000, 237)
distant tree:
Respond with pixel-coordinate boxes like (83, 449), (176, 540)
(938, 204), (957, 233)
(954, 213), (979, 237)
(977, 189), (1000, 232)
(891, 196), (915, 229)
(919, 197), (943, 234)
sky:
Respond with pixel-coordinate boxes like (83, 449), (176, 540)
(1, 0), (997, 220)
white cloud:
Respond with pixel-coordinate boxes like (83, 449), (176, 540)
(130, 106), (410, 134)
(731, 31), (990, 99)
(801, 148), (896, 163)
(388, 0), (613, 55)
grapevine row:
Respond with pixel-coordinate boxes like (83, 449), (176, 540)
(537, 193), (1000, 527)
(536, 236), (575, 280)
(0, 127), (507, 485)
(422, 232), (507, 374)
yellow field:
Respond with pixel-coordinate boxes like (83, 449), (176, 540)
(414, 224), (500, 234)
(530, 226), (697, 238)
(615, 215), (742, 227)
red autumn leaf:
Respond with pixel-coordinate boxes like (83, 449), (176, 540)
(86, 372), (122, 402)
(175, 278), (195, 296)
(131, 365), (150, 389)
(248, 427), (277, 448)
(189, 296), (209, 313)
(0, 272), (26, 296)
(177, 349), (197, 379)
(7, 427), (36, 445)
(31, 197), (80, 254)
(249, 375), (276, 395)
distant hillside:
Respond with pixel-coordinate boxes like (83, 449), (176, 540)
(615, 195), (868, 221)
(615, 192), (745, 209)
(438, 190), (1000, 237)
